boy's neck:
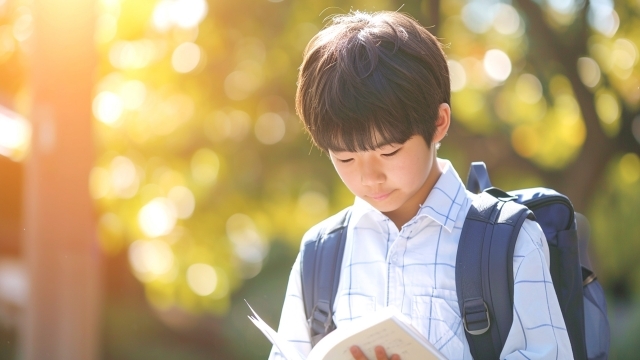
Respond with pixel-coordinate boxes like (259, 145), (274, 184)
(384, 158), (444, 230)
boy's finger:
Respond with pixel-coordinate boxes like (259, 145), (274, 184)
(374, 346), (388, 359)
(374, 346), (401, 360)
(350, 345), (368, 360)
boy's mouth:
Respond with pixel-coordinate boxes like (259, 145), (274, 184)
(369, 191), (394, 201)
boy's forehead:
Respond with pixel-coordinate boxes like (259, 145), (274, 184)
(329, 137), (406, 154)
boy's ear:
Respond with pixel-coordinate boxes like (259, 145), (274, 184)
(432, 103), (451, 144)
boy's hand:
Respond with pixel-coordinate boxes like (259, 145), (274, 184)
(349, 345), (401, 360)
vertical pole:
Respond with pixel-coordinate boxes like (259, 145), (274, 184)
(21, 0), (100, 359)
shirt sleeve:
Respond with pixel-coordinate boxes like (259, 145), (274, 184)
(268, 253), (313, 360)
(499, 219), (574, 359)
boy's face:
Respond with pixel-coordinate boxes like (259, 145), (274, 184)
(327, 104), (450, 227)
(329, 135), (438, 217)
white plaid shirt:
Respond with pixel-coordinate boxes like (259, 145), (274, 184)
(269, 160), (573, 359)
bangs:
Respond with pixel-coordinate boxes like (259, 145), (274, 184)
(312, 106), (415, 153)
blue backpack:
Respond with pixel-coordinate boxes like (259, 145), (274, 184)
(300, 162), (610, 359)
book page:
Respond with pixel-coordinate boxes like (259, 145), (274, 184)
(308, 308), (446, 360)
(246, 301), (304, 360)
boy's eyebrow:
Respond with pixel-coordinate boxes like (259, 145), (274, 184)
(329, 139), (403, 154)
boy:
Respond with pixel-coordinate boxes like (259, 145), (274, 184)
(270, 10), (573, 360)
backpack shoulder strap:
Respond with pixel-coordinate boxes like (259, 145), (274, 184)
(456, 190), (533, 360)
(300, 207), (352, 347)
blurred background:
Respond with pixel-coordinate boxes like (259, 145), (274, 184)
(0, 0), (638, 358)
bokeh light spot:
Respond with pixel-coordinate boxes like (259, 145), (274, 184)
(93, 91), (124, 125)
(167, 186), (195, 219)
(171, 42), (201, 73)
(12, 10), (33, 42)
(95, 14), (117, 44)
(448, 60), (467, 92)
(191, 148), (220, 185)
(461, 1), (495, 34)
(0, 109), (30, 160)
(483, 49), (511, 82)
(138, 198), (177, 238)
(0, 25), (15, 63)
(515, 74), (543, 104)
(619, 153), (640, 184)
(595, 91), (619, 125)
(120, 80), (147, 110)
(588, 3), (619, 37)
(109, 40), (158, 70)
(152, 0), (208, 31)
(128, 239), (175, 280)
(224, 70), (261, 101)
(492, 4), (520, 35)
(186, 263), (217, 296)
(297, 191), (329, 217)
(226, 214), (267, 273)
(577, 57), (601, 88)
(255, 112), (286, 145)
(172, 0), (208, 28)
(548, 0), (577, 14)
(110, 156), (139, 198)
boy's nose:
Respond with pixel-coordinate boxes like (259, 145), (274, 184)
(359, 162), (386, 185)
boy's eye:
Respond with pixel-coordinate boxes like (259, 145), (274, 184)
(337, 158), (354, 163)
(382, 148), (401, 157)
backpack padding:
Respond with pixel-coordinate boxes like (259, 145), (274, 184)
(456, 192), (533, 360)
(513, 189), (587, 360)
(301, 207), (352, 346)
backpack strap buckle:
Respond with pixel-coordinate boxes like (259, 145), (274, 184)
(463, 298), (491, 335)
(309, 300), (334, 345)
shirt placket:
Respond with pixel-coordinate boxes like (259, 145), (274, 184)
(385, 221), (411, 311)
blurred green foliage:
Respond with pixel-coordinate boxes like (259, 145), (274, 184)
(0, 0), (639, 358)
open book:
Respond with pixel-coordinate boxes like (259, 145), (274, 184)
(247, 301), (447, 360)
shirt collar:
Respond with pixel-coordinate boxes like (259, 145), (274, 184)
(414, 159), (465, 232)
(351, 158), (466, 232)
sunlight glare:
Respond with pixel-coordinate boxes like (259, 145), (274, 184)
(93, 91), (124, 125)
(138, 198), (177, 238)
(0, 109), (30, 159)
(153, 0), (208, 31)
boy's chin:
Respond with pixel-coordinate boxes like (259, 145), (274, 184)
(362, 198), (402, 214)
